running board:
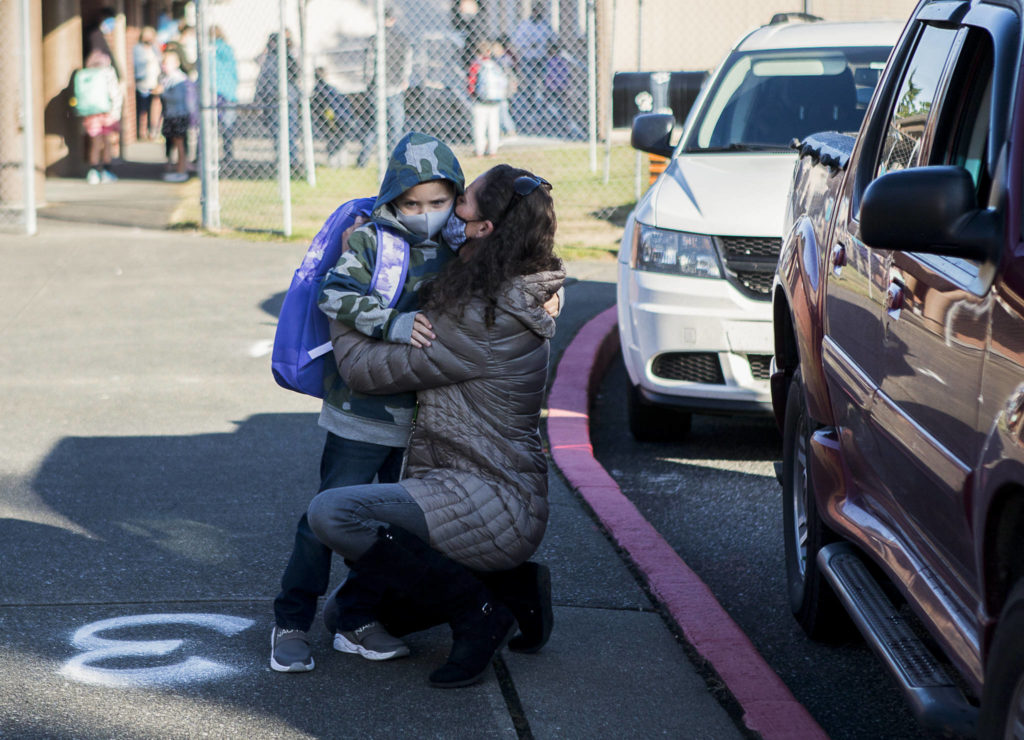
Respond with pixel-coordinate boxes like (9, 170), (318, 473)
(817, 543), (978, 737)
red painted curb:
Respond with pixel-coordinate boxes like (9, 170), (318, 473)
(547, 306), (829, 740)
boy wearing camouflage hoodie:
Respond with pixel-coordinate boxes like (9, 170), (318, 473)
(271, 132), (465, 673)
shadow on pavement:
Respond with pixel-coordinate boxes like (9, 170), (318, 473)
(39, 140), (193, 229)
(7, 412), (322, 607)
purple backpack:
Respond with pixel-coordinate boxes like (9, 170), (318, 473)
(271, 197), (410, 397)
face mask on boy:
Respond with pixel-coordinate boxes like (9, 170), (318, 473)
(396, 206), (452, 241)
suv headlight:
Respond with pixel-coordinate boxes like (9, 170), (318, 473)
(631, 223), (722, 278)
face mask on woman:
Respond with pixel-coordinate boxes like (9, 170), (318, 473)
(100, 17), (116, 34)
(395, 206), (452, 241)
(441, 212), (469, 249)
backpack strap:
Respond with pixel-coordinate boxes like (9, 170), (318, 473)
(307, 341), (334, 360)
(369, 226), (410, 309)
(306, 219), (407, 362)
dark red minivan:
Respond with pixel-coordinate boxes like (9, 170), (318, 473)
(771, 1), (1024, 737)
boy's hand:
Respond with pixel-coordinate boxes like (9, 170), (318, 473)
(341, 215), (369, 252)
(410, 313), (435, 348)
(543, 292), (560, 318)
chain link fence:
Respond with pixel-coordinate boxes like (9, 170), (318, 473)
(0, 0), (920, 241)
(185, 0), (916, 248)
(0, 0), (37, 235)
(187, 0), (918, 247)
(193, 0), (626, 246)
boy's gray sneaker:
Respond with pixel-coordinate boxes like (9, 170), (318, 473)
(333, 621), (410, 661)
(270, 626), (314, 672)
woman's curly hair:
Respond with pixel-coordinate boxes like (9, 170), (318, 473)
(420, 164), (560, 324)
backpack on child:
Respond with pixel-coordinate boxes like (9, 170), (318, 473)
(271, 197), (411, 398)
(475, 58), (509, 102)
(72, 67), (113, 117)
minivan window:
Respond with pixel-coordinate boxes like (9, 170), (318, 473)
(876, 24), (959, 176)
(683, 47), (891, 152)
(932, 30), (994, 196)
(916, 30), (995, 284)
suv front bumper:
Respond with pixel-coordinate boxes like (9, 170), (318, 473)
(616, 263), (773, 413)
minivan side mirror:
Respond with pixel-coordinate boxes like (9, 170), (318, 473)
(860, 166), (1000, 261)
(631, 113), (675, 158)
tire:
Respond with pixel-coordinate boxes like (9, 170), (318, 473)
(781, 369), (850, 641)
(626, 382), (691, 442)
(979, 580), (1024, 739)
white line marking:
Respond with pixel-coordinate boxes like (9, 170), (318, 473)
(60, 613), (255, 687)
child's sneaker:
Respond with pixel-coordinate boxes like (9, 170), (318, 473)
(270, 626), (314, 672)
(163, 172), (188, 183)
(86, 168), (101, 185)
(100, 169), (118, 183)
(333, 621), (410, 661)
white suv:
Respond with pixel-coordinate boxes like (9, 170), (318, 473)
(616, 18), (901, 440)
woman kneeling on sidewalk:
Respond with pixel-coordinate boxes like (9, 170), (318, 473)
(308, 165), (562, 688)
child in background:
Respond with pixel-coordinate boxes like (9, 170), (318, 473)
(467, 40), (508, 158)
(78, 49), (122, 185)
(133, 26), (162, 140)
(157, 50), (195, 183)
(493, 37), (518, 137)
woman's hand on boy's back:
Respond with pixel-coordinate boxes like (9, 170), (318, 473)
(341, 215), (369, 252)
(543, 292), (560, 318)
(410, 313), (435, 348)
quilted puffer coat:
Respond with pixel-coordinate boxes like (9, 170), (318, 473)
(330, 269), (564, 571)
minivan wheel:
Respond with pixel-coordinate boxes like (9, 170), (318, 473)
(980, 580), (1024, 739)
(781, 369), (849, 641)
(626, 382), (691, 441)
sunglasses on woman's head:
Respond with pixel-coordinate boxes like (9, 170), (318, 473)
(512, 175), (552, 195)
(498, 175), (552, 222)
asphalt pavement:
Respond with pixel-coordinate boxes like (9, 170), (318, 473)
(0, 144), (816, 739)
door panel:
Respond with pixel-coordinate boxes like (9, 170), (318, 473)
(875, 27), (998, 602)
(879, 252), (987, 579)
(824, 22), (960, 509)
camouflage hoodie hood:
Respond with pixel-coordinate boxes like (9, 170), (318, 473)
(371, 132), (465, 240)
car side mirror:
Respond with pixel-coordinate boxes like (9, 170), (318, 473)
(860, 166), (1000, 261)
(631, 113), (675, 158)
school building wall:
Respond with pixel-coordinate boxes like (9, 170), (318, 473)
(606, 0), (920, 74)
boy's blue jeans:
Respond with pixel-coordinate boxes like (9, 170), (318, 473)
(273, 432), (404, 631)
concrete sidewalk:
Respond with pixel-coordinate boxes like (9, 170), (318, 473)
(38, 140), (192, 229)
(0, 160), (799, 738)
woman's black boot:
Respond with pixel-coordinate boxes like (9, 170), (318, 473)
(428, 596), (516, 688)
(350, 526), (516, 688)
(476, 561), (553, 653)
(373, 563), (552, 647)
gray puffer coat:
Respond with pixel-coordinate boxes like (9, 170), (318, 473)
(330, 269), (564, 571)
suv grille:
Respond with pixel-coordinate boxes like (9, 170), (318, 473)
(748, 354), (772, 381)
(720, 237), (781, 258)
(652, 353), (724, 384)
(716, 236), (782, 301)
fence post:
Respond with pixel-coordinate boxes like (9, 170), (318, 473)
(19, 0), (36, 235)
(277, 0), (292, 236)
(586, 0), (597, 172)
(197, 0), (220, 230)
(603, 0), (617, 184)
(298, 0), (315, 186)
(374, 0), (387, 179)
(634, 0), (644, 200)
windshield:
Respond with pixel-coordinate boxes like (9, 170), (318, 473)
(682, 46), (892, 153)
